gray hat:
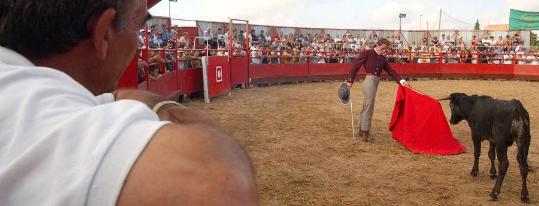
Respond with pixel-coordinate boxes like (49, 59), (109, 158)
(338, 83), (350, 104)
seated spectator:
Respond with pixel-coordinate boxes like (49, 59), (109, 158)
(138, 30), (146, 47)
(138, 58), (149, 83)
(431, 36), (439, 45)
(471, 49), (479, 64)
(491, 47), (504, 64)
(192, 51), (202, 68)
(148, 64), (161, 81)
(250, 29), (258, 44)
(503, 52), (513, 64)
(317, 49), (326, 64)
(269, 51), (279, 64)
(280, 50), (290, 64)
(250, 45), (262, 64)
(461, 49), (472, 63)
(530, 52), (539, 65)
(517, 51), (526, 64)
(178, 32), (189, 48)
(163, 44), (175, 72)
(504, 35), (513, 51)
(471, 35), (478, 50)
(177, 51), (190, 69)
(299, 47), (308, 63)
(495, 36), (504, 47)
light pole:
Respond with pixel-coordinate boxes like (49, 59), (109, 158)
(399, 13), (406, 32)
(419, 14), (422, 30)
(169, 0), (178, 21)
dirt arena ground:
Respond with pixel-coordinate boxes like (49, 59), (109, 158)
(186, 79), (539, 205)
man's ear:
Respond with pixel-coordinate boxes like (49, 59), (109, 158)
(91, 8), (117, 60)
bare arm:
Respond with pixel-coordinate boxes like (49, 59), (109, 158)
(116, 123), (258, 205)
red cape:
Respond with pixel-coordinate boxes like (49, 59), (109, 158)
(389, 85), (465, 155)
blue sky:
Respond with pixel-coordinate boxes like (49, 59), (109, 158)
(149, 0), (539, 30)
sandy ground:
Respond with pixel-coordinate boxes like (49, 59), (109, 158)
(186, 79), (539, 206)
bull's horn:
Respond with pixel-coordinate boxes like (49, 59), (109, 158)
(437, 96), (451, 101)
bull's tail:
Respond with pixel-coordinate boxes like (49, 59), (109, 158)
(513, 100), (531, 137)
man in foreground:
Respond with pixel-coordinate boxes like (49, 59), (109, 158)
(0, 0), (257, 205)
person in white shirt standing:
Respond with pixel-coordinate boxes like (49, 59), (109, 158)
(0, 0), (258, 206)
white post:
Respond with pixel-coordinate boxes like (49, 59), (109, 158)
(201, 56), (210, 103)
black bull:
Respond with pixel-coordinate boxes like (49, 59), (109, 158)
(440, 93), (531, 203)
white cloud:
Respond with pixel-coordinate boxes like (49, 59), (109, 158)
(369, 0), (431, 29)
(506, 0), (539, 12)
(195, 0), (302, 25)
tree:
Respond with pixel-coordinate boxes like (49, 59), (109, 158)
(531, 31), (537, 46)
(474, 19), (480, 30)
(531, 31), (538, 50)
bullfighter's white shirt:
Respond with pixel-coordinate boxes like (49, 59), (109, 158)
(0, 46), (167, 206)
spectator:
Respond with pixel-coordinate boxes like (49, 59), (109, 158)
(495, 36), (504, 47)
(178, 32), (188, 48)
(471, 48), (480, 64)
(250, 44), (262, 64)
(503, 52), (513, 64)
(250, 29), (258, 44)
(504, 35), (513, 51)
(138, 29), (146, 47)
(431, 36), (439, 45)
(238, 30), (245, 45)
(161, 26), (171, 42)
(137, 55), (149, 83)
(163, 44), (175, 72)
(170, 26), (178, 39)
(439, 34), (446, 45)
(530, 52), (539, 65)
(471, 35), (478, 50)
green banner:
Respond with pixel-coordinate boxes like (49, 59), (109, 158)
(509, 9), (539, 30)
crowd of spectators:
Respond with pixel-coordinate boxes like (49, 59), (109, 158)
(137, 25), (539, 82)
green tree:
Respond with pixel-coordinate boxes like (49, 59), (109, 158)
(474, 19), (480, 30)
(531, 31), (538, 50)
(531, 31), (538, 46)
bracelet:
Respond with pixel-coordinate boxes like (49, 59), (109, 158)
(152, 101), (183, 113)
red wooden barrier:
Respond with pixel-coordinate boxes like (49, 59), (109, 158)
(309, 63), (354, 81)
(439, 64), (514, 79)
(230, 57), (249, 87)
(513, 65), (539, 81)
(147, 71), (179, 97)
(205, 56), (231, 100)
(249, 63), (309, 84)
(177, 68), (203, 95)
(390, 63), (441, 79)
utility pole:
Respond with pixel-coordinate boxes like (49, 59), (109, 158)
(438, 9), (442, 30)
(420, 14), (422, 30)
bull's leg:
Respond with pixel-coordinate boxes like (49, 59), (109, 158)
(490, 146), (509, 201)
(517, 142), (530, 203)
(471, 138), (481, 177)
(488, 142), (497, 179)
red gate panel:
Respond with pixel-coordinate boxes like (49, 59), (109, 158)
(205, 56), (231, 100)
(230, 57), (249, 86)
(513, 65), (539, 81)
